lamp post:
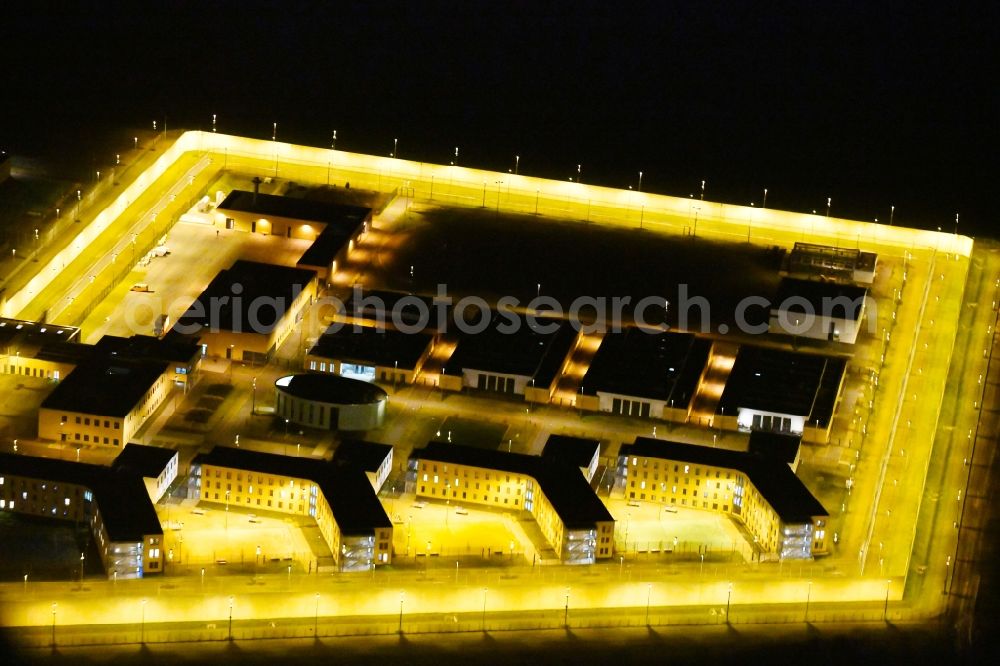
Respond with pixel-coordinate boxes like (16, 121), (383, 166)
(576, 164), (581, 183)
(79, 552), (85, 581)
(392, 138), (398, 159)
(883, 580), (891, 622)
(564, 587), (570, 627)
(515, 155), (520, 175)
(700, 180), (705, 200)
(251, 376), (256, 415)
(225, 490), (230, 530)
(762, 188), (768, 209)
(482, 587), (488, 631)
(51, 603), (57, 647)
(826, 197), (832, 217)
(212, 114), (217, 133)
(889, 205), (894, 226)
(726, 582), (733, 623)
(805, 580), (812, 623)
(141, 598), (147, 643)
(314, 593), (320, 635)
(638, 171), (643, 193)
(398, 592), (405, 633)
(645, 583), (652, 625)
(228, 595), (234, 640)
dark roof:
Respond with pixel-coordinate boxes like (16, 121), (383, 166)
(190, 446), (391, 534)
(93, 335), (201, 365)
(542, 435), (600, 469)
(35, 334), (199, 368)
(40, 359), (167, 417)
(621, 438), (826, 523)
(175, 260), (316, 334)
(219, 190), (371, 227)
(582, 329), (711, 405)
(275, 373), (388, 405)
(410, 442), (613, 529)
(333, 439), (393, 473)
(772, 278), (868, 321)
(309, 324), (433, 370)
(298, 223), (359, 269)
(442, 315), (576, 384)
(747, 431), (801, 465)
(0, 318), (80, 347)
(112, 444), (177, 477)
(0, 452), (162, 542)
(717, 346), (845, 420)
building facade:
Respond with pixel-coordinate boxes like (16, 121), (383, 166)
(616, 438), (828, 560)
(190, 447), (392, 571)
(407, 443), (614, 564)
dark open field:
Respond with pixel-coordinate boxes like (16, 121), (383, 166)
(364, 206), (784, 333)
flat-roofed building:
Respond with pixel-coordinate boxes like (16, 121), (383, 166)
(38, 360), (170, 448)
(407, 442), (615, 564)
(112, 443), (179, 503)
(275, 374), (387, 431)
(716, 345), (846, 443)
(190, 446), (392, 570)
(0, 452), (165, 578)
(542, 434), (601, 483)
(332, 439), (394, 492)
(0, 317), (80, 381)
(214, 190), (371, 283)
(306, 324), (436, 384)
(617, 438), (828, 560)
(784, 242), (877, 285)
(173, 260), (318, 364)
(578, 328), (711, 422)
(32, 334), (201, 449)
(440, 314), (579, 403)
(768, 277), (869, 344)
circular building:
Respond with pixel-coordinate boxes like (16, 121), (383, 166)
(274, 374), (387, 431)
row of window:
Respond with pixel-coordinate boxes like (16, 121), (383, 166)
(61, 432), (120, 445)
(61, 415), (121, 429)
(419, 485), (521, 506)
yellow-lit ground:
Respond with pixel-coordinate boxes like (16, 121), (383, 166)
(0, 132), (989, 642)
(156, 500), (322, 572)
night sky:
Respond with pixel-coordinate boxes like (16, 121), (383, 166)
(1, 1), (997, 233)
